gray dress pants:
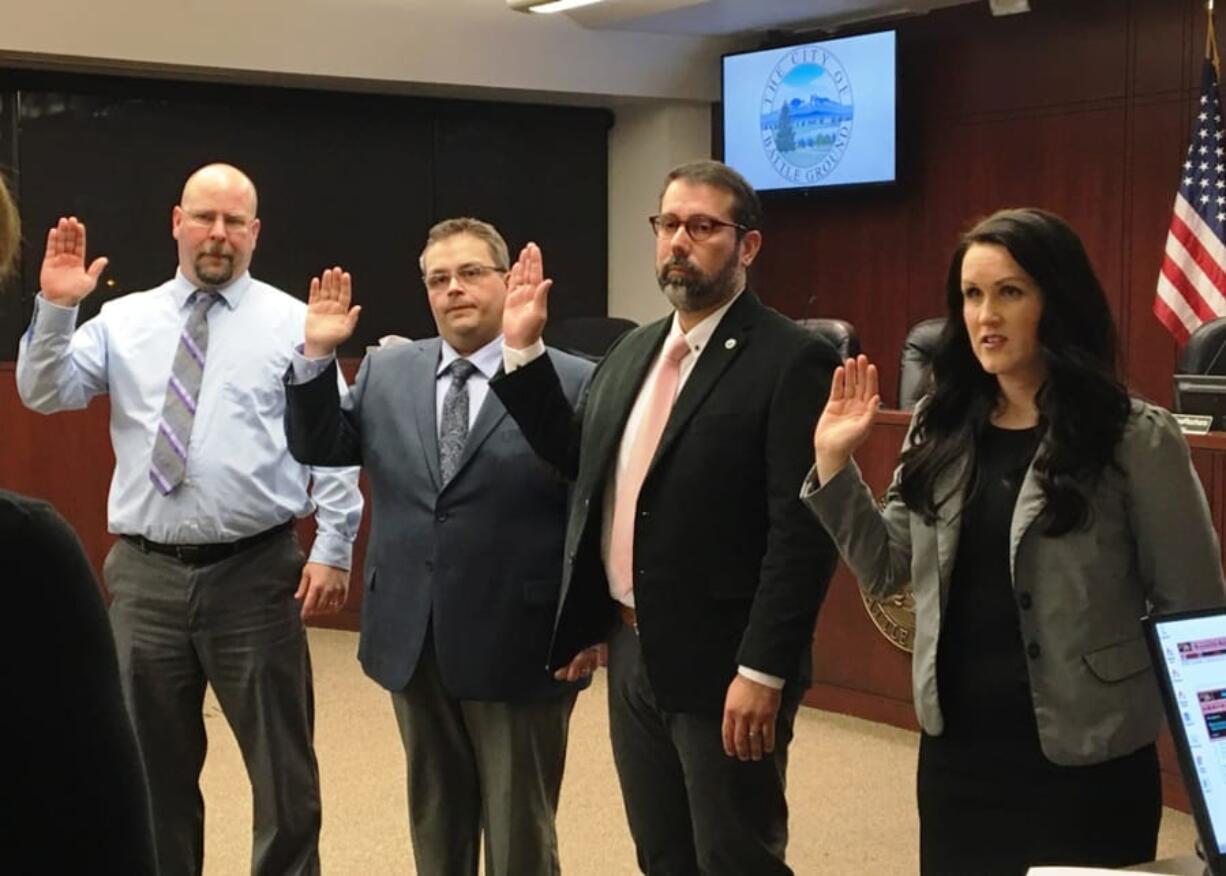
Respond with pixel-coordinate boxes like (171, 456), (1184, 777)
(390, 631), (577, 876)
(106, 529), (321, 876)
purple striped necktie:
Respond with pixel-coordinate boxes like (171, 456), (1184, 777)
(149, 289), (219, 496)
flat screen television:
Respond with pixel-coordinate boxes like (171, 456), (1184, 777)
(721, 30), (897, 194)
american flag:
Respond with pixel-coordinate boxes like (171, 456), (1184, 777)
(1156, 59), (1226, 344)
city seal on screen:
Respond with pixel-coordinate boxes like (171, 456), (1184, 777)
(760, 45), (854, 186)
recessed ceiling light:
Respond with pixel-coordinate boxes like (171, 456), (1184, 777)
(507, 0), (606, 13)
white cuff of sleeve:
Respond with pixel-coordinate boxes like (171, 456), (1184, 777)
(306, 531), (354, 572)
(503, 339), (546, 374)
(737, 666), (785, 689)
(290, 344), (336, 385)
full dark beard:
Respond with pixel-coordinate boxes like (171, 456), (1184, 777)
(194, 250), (235, 286)
(657, 252), (740, 313)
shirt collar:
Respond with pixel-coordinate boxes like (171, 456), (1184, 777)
(669, 287), (744, 358)
(437, 334), (504, 379)
(170, 268), (253, 311)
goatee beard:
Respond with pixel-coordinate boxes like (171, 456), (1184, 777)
(657, 253), (740, 313)
(195, 251), (235, 287)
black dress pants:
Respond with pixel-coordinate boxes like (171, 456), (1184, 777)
(606, 621), (799, 876)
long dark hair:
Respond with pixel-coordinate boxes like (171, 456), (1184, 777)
(898, 208), (1131, 536)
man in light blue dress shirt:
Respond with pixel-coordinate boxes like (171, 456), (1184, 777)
(15, 163), (363, 876)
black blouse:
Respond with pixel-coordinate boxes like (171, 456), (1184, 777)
(936, 423), (1042, 741)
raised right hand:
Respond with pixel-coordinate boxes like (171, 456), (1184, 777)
(304, 266), (360, 358)
(40, 217), (109, 307)
(502, 242), (553, 350)
(813, 354), (880, 484)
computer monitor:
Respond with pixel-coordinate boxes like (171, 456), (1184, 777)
(1173, 374), (1226, 430)
(1144, 608), (1226, 876)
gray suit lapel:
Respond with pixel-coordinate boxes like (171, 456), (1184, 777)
(1009, 452), (1046, 586)
(933, 456), (968, 615)
(409, 338), (443, 491)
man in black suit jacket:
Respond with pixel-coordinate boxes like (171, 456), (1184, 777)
(492, 161), (840, 875)
(283, 218), (593, 876)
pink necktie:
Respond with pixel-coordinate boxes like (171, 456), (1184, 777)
(609, 332), (691, 603)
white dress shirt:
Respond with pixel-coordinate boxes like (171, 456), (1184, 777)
(291, 334), (504, 433)
(16, 271), (363, 568)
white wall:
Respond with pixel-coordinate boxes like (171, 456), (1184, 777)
(0, 0), (729, 103)
(606, 101), (713, 325)
(1, 0), (731, 320)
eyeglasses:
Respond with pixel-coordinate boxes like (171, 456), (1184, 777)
(648, 213), (748, 242)
(182, 209), (254, 233)
(423, 263), (507, 292)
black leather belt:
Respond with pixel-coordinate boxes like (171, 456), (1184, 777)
(122, 519), (295, 566)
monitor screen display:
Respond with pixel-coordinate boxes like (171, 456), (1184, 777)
(1147, 610), (1226, 872)
(721, 30), (897, 193)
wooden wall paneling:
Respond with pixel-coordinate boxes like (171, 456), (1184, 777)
(910, 0), (1128, 121)
(0, 365), (115, 574)
(750, 199), (819, 317)
(1130, 0), (1194, 97)
(779, 190), (912, 406)
(1123, 95), (1188, 407)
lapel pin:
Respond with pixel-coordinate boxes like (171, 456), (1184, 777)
(724, 338), (737, 350)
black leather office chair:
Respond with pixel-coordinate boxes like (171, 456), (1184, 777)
(898, 317), (947, 410)
(1179, 317), (1226, 375)
(543, 316), (638, 362)
(794, 318), (861, 361)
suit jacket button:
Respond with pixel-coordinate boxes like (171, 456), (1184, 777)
(436, 512), (448, 522)
(1027, 642), (1041, 659)
(1018, 592), (1033, 610)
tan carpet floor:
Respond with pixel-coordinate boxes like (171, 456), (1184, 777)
(196, 629), (1198, 874)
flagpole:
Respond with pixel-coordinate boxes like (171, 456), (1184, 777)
(1210, 0), (1221, 78)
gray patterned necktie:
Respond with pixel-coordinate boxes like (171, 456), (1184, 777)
(149, 290), (219, 496)
(438, 358), (477, 484)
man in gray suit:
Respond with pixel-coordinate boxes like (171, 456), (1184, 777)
(282, 218), (596, 876)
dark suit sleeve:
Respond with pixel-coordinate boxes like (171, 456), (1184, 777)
(284, 356), (367, 467)
(6, 495), (156, 874)
(736, 337), (841, 679)
(490, 351), (586, 480)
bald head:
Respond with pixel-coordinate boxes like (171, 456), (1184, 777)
(172, 163), (261, 288)
(181, 163), (258, 216)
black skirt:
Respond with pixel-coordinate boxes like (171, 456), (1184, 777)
(917, 730), (1161, 876)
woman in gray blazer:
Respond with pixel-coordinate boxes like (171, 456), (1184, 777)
(804, 208), (1226, 875)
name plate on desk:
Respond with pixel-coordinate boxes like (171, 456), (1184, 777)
(1174, 413), (1213, 435)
